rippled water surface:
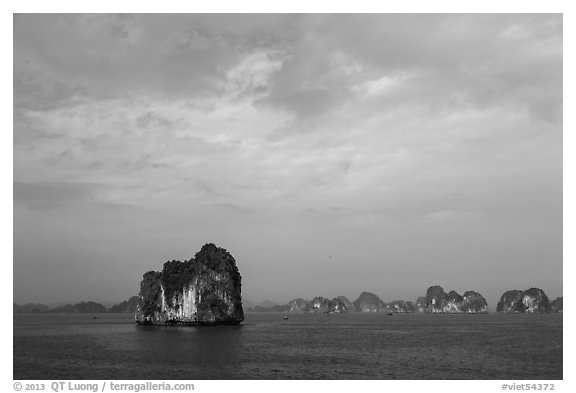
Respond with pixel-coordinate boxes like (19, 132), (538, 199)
(14, 312), (562, 379)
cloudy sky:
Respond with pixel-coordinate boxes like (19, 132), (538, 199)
(13, 14), (562, 308)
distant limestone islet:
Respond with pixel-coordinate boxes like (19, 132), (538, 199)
(135, 243), (244, 325)
(496, 288), (560, 313)
(247, 286), (489, 314)
(423, 285), (488, 313)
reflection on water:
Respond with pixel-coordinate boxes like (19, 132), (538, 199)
(14, 312), (562, 380)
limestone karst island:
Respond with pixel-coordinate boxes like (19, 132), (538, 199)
(135, 243), (244, 325)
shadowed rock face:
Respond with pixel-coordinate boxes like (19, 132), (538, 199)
(328, 297), (350, 313)
(387, 300), (416, 313)
(387, 300), (405, 312)
(445, 290), (464, 313)
(306, 297), (332, 313)
(336, 296), (353, 312)
(109, 296), (139, 313)
(403, 301), (416, 313)
(425, 285), (448, 313)
(135, 243), (244, 325)
(461, 291), (488, 313)
(521, 288), (550, 313)
(496, 290), (524, 312)
(424, 285), (488, 313)
(353, 291), (385, 312)
(285, 298), (308, 312)
(415, 297), (426, 312)
(497, 288), (550, 313)
(550, 297), (563, 312)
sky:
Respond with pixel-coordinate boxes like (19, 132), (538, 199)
(13, 14), (562, 309)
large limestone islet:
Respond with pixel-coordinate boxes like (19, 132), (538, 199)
(135, 243), (244, 325)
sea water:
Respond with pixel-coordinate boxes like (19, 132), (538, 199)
(13, 312), (562, 380)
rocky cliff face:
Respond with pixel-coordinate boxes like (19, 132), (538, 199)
(445, 290), (464, 313)
(328, 297), (350, 313)
(285, 298), (308, 312)
(496, 290), (523, 312)
(353, 291), (386, 312)
(415, 297), (426, 312)
(387, 300), (416, 313)
(461, 291), (488, 313)
(306, 296), (332, 313)
(425, 285), (448, 313)
(135, 243), (244, 325)
(497, 288), (550, 313)
(403, 301), (417, 313)
(521, 288), (550, 313)
(336, 296), (353, 312)
(424, 285), (487, 313)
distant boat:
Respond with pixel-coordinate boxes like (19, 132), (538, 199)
(283, 315), (289, 320)
(387, 312), (393, 316)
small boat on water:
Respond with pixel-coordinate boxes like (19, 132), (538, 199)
(283, 315), (289, 320)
